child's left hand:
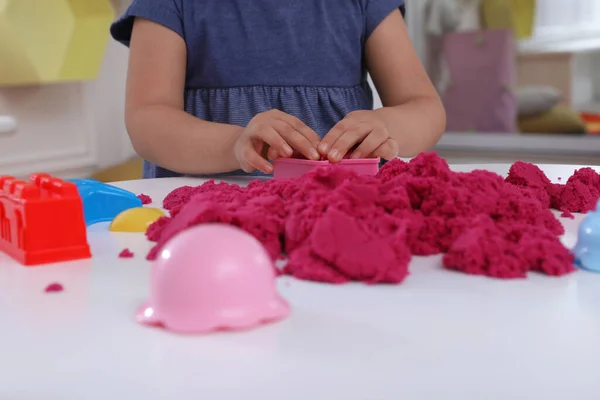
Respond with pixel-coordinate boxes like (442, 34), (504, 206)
(318, 110), (398, 162)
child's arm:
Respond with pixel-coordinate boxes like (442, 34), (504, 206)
(367, 9), (446, 156)
(319, 8), (445, 161)
(126, 18), (320, 175)
(126, 18), (243, 175)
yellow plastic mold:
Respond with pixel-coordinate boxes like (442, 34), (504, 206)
(0, 0), (114, 86)
(110, 208), (167, 233)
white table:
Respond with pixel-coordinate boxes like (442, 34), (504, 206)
(1, 164), (600, 400)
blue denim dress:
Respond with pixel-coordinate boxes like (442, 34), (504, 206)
(111, 0), (405, 178)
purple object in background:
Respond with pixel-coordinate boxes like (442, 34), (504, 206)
(442, 29), (517, 133)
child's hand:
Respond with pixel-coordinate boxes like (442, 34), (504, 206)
(318, 110), (398, 162)
(234, 110), (321, 173)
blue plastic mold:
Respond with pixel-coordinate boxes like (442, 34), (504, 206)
(69, 178), (142, 226)
(573, 199), (600, 273)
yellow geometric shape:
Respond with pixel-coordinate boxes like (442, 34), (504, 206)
(59, 0), (115, 81)
(110, 208), (167, 233)
(0, 0), (114, 86)
(0, 1), (44, 85)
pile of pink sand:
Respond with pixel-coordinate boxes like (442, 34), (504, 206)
(145, 153), (599, 284)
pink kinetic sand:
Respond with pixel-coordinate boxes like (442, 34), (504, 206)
(550, 168), (600, 213)
(507, 162), (600, 213)
(561, 210), (575, 219)
(119, 248), (134, 258)
(45, 283), (64, 293)
(137, 194), (152, 204)
(146, 153), (591, 283)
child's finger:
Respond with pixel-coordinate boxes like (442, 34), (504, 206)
(350, 128), (389, 159)
(272, 120), (320, 160)
(267, 146), (280, 161)
(327, 124), (370, 162)
(243, 148), (273, 173)
(257, 126), (294, 158)
(237, 140), (273, 173)
(319, 120), (347, 155)
(371, 138), (398, 160)
(273, 111), (321, 148)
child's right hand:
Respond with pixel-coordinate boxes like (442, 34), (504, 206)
(234, 109), (321, 174)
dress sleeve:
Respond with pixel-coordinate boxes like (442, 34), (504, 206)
(364, 0), (406, 39)
(110, 0), (184, 46)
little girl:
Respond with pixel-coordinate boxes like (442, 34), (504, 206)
(111, 0), (445, 178)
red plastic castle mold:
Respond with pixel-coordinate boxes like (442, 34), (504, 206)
(0, 173), (91, 266)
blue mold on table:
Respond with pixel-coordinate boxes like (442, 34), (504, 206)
(573, 199), (600, 273)
(69, 178), (142, 226)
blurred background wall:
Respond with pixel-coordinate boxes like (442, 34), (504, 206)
(0, 0), (133, 179)
(406, 0), (600, 164)
(1, 0), (599, 182)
